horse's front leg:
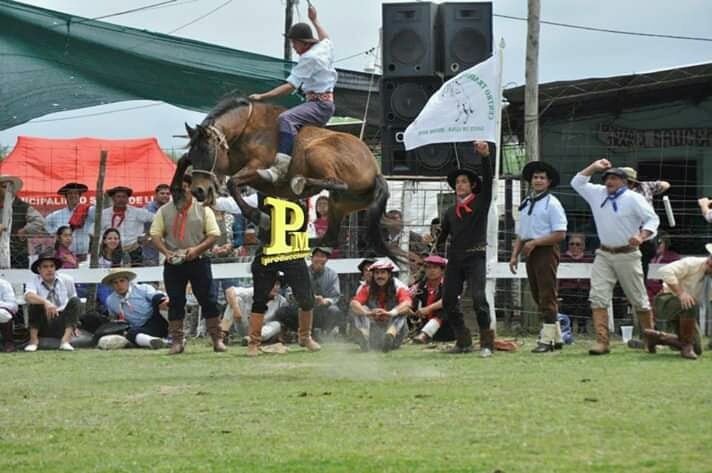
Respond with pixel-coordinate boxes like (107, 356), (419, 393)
(233, 167), (259, 186)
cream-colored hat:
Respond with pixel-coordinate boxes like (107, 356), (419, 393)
(101, 268), (137, 286)
(0, 175), (23, 193)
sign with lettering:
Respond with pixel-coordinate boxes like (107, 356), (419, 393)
(261, 197), (310, 265)
(598, 123), (712, 149)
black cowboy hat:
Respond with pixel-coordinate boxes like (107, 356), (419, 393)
(285, 22), (319, 43)
(57, 182), (88, 195)
(358, 257), (377, 273)
(521, 161), (560, 188)
(31, 252), (64, 274)
(106, 186), (133, 197)
(602, 167), (628, 181)
(446, 168), (482, 191)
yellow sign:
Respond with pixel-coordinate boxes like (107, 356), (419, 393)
(261, 197), (310, 265)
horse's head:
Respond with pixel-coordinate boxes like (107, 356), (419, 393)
(185, 122), (229, 205)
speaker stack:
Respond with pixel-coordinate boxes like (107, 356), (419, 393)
(380, 2), (493, 176)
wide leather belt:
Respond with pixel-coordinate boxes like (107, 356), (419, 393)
(600, 245), (636, 254)
(306, 92), (334, 102)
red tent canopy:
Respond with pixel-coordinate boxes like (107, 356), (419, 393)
(1, 136), (177, 215)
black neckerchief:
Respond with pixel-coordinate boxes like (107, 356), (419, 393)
(518, 191), (550, 215)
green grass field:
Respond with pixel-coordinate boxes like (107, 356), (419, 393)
(1, 338), (710, 473)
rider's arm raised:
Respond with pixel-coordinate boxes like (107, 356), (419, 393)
(308, 4), (329, 40)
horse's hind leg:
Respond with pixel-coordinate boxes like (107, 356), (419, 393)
(320, 200), (346, 248)
(291, 176), (348, 196)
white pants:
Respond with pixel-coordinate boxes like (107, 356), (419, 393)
(589, 249), (650, 311)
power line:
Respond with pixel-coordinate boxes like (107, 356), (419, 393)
(90, 0), (179, 21)
(28, 103), (164, 124)
(167, 0), (233, 34)
(334, 47), (376, 64)
(494, 13), (712, 42)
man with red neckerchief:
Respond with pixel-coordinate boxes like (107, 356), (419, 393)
(435, 141), (494, 356)
(410, 255), (456, 344)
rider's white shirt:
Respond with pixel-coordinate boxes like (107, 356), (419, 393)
(286, 39), (338, 93)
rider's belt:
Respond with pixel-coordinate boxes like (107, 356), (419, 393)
(464, 245), (487, 253)
(306, 92), (334, 102)
(600, 244), (636, 254)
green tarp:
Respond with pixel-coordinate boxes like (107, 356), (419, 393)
(0, 0), (381, 130)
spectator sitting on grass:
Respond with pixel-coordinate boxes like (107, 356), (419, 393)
(221, 276), (287, 345)
(24, 252), (80, 352)
(103, 269), (170, 350)
(0, 276), (18, 352)
(410, 255), (456, 344)
(350, 259), (412, 353)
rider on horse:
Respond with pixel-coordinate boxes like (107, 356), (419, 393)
(248, 3), (337, 185)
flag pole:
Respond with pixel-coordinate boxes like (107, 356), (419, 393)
(486, 38), (506, 331)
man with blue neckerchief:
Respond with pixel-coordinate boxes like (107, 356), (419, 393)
(509, 161), (567, 353)
(571, 159), (659, 356)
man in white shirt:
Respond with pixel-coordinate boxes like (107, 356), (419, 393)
(83, 186), (154, 265)
(0, 277), (18, 352)
(46, 182), (91, 260)
(509, 161), (568, 353)
(249, 3), (337, 185)
(571, 159), (660, 356)
(24, 252), (80, 352)
(644, 245), (712, 360)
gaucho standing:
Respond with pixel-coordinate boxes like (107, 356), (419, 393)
(509, 161), (567, 352)
(436, 141), (495, 357)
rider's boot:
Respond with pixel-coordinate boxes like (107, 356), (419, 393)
(257, 153), (292, 184)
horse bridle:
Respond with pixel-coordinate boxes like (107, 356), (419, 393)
(192, 101), (254, 182)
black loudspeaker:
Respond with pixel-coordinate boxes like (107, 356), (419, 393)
(381, 125), (481, 176)
(380, 77), (442, 126)
(382, 2), (439, 77)
(439, 2), (493, 77)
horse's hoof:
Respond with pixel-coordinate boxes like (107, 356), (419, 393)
(290, 176), (306, 195)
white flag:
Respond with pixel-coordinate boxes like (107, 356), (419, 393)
(403, 51), (501, 150)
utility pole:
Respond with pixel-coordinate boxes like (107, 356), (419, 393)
(524, 0), (540, 163)
(284, 0), (296, 61)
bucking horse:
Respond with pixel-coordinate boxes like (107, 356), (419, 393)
(173, 96), (394, 259)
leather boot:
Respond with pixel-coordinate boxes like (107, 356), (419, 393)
(298, 310), (321, 352)
(643, 329), (681, 349)
(168, 319), (185, 355)
(479, 328), (495, 358)
(445, 326), (472, 354)
(247, 314), (264, 357)
(0, 321), (15, 353)
(637, 310), (656, 353)
(678, 318), (698, 360)
(205, 317), (227, 353)
(589, 308), (610, 355)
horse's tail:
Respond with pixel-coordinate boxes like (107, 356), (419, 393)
(366, 174), (401, 263)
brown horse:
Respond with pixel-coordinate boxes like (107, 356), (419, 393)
(177, 96), (393, 257)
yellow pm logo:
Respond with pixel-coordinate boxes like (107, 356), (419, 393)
(261, 197), (310, 265)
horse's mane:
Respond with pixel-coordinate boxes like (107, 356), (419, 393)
(203, 95), (251, 124)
